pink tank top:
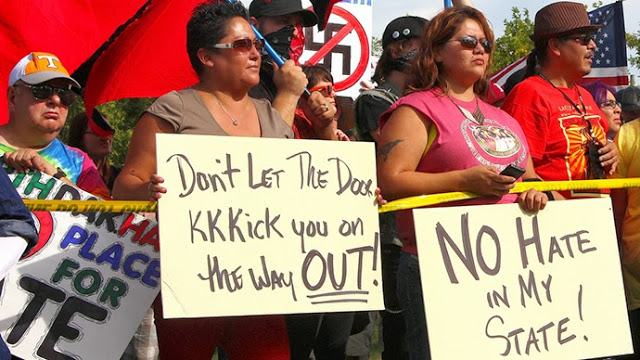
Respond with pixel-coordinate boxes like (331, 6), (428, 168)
(380, 88), (530, 255)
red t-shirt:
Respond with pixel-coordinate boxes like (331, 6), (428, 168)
(502, 76), (608, 198)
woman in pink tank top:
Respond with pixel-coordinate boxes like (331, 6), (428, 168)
(376, 7), (549, 360)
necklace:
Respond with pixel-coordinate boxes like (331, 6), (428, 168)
(538, 73), (594, 136)
(212, 92), (248, 126)
(448, 95), (485, 125)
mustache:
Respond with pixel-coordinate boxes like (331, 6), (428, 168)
(585, 51), (595, 58)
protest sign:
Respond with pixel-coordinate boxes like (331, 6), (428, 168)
(156, 134), (382, 318)
(413, 198), (632, 359)
(300, 1), (373, 98)
(0, 169), (160, 360)
(234, 0), (373, 98)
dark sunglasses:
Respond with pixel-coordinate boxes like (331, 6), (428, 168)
(600, 100), (621, 109)
(453, 36), (492, 53)
(561, 33), (595, 46)
(15, 83), (77, 107)
(211, 38), (265, 53)
(309, 84), (334, 96)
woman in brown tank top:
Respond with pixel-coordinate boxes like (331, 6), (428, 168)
(111, 2), (299, 359)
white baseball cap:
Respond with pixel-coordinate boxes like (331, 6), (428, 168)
(8, 52), (80, 88)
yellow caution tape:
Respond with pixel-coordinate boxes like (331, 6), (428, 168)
(378, 178), (640, 213)
(22, 199), (157, 213)
(20, 178), (640, 214)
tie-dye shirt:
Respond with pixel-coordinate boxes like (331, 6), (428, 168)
(0, 139), (110, 199)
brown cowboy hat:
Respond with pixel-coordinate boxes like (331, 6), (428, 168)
(530, 1), (601, 41)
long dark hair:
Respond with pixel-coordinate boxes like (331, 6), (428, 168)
(406, 6), (494, 96)
(523, 39), (549, 79)
(372, 38), (415, 84)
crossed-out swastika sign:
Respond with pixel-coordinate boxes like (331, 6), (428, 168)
(302, 4), (371, 97)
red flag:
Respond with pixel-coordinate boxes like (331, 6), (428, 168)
(84, 0), (202, 116)
(0, 0), (148, 124)
(311, 0), (342, 31)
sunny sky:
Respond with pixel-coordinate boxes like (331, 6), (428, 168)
(373, 0), (640, 77)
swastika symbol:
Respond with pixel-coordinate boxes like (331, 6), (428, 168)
(305, 23), (352, 75)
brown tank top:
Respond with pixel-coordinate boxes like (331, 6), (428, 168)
(146, 88), (294, 139)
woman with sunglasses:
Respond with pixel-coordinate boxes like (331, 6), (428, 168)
(112, 2), (299, 359)
(583, 81), (623, 141)
(376, 7), (547, 359)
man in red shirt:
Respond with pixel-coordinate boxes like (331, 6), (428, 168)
(502, 1), (619, 199)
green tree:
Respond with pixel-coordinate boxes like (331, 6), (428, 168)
(492, 7), (534, 72)
(627, 31), (640, 70)
(371, 36), (382, 57)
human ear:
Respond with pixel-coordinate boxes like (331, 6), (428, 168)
(197, 48), (215, 68)
(7, 86), (17, 110)
(547, 38), (562, 57)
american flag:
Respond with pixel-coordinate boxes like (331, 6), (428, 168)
(491, 1), (628, 87)
(584, 1), (628, 85)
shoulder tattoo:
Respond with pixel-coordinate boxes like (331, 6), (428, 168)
(377, 139), (403, 161)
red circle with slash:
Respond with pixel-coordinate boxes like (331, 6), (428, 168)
(305, 6), (370, 91)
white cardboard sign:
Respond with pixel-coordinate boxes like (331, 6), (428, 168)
(0, 170), (160, 360)
(413, 198), (632, 360)
(156, 134), (382, 318)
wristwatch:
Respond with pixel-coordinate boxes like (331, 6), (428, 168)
(53, 167), (67, 179)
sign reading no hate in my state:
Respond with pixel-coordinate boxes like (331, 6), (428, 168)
(414, 198), (632, 360)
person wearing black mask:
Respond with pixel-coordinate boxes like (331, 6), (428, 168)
(249, 0), (337, 140)
(355, 16), (427, 144)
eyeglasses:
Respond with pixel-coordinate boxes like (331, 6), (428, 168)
(211, 38), (265, 53)
(14, 84), (77, 107)
(451, 36), (492, 53)
(600, 100), (621, 109)
(309, 84), (334, 97)
(561, 33), (595, 46)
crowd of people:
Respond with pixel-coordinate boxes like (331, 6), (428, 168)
(0, 0), (639, 359)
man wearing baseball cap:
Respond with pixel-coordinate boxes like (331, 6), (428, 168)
(502, 1), (619, 199)
(616, 86), (640, 123)
(355, 15), (428, 145)
(0, 52), (110, 199)
(248, 0), (339, 141)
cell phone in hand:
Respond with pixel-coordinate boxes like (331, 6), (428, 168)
(500, 163), (526, 179)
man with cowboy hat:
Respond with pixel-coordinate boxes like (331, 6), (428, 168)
(502, 1), (619, 199)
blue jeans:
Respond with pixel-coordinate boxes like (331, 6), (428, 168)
(397, 252), (430, 360)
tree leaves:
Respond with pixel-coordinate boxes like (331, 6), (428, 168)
(492, 7), (534, 72)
